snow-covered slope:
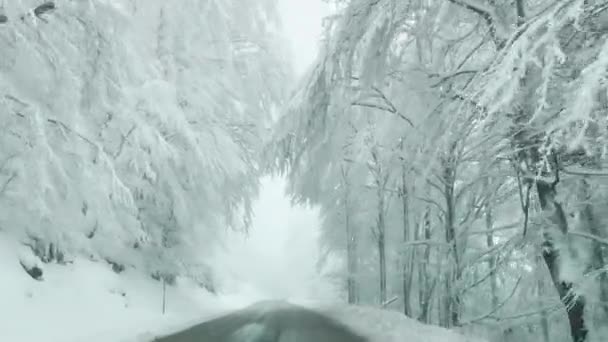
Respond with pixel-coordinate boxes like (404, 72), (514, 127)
(0, 233), (249, 342)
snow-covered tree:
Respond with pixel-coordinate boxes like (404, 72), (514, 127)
(270, 1), (608, 341)
(0, 0), (289, 284)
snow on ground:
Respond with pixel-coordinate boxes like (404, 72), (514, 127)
(319, 304), (485, 342)
(0, 233), (250, 342)
(1, 230), (486, 342)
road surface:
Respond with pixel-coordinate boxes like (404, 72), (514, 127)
(153, 300), (369, 342)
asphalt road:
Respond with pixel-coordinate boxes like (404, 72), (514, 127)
(152, 300), (370, 342)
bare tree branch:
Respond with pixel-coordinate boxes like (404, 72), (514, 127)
(381, 296), (399, 308)
(562, 167), (608, 177)
(465, 222), (520, 236)
(430, 70), (480, 88)
(0, 173), (16, 195)
(351, 101), (395, 114)
(569, 231), (608, 247)
(488, 303), (564, 322)
(113, 125), (137, 159)
(402, 240), (448, 248)
(414, 196), (446, 215)
(459, 276), (523, 325)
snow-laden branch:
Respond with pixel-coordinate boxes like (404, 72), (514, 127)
(562, 167), (608, 177)
(381, 296), (399, 308)
(446, 0), (505, 48)
(465, 222), (520, 236)
(0, 173), (16, 195)
(459, 276), (523, 325)
(569, 231), (608, 247)
(402, 240), (448, 248)
(351, 85), (415, 127)
(458, 253), (508, 295)
(430, 69), (479, 88)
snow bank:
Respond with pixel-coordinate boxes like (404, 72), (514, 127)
(318, 304), (485, 342)
(0, 233), (244, 342)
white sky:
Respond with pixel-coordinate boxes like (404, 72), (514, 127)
(213, 1), (329, 301)
(278, 0), (331, 75)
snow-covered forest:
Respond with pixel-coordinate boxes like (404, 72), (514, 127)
(2, 1), (608, 342)
(270, 0), (608, 341)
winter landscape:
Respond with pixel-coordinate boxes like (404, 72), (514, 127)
(1, 1), (608, 341)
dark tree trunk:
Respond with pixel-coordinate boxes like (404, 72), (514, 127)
(536, 180), (588, 342)
(485, 205), (499, 309)
(577, 179), (608, 318)
(376, 174), (387, 305)
(418, 207), (432, 323)
(378, 225), (387, 305)
(401, 176), (413, 316)
(346, 216), (359, 304)
(443, 159), (460, 327)
(342, 166), (359, 304)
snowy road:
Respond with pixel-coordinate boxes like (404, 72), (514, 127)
(152, 300), (369, 342)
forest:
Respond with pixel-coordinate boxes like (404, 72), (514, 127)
(270, 1), (608, 341)
(1, 1), (608, 342)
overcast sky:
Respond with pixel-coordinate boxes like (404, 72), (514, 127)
(214, 1), (329, 301)
(278, 0), (331, 75)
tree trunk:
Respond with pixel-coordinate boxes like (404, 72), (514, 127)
(576, 179), (608, 318)
(443, 159), (460, 327)
(485, 205), (499, 310)
(537, 263), (551, 342)
(342, 166), (359, 304)
(378, 222), (387, 305)
(346, 204), (359, 304)
(376, 174), (388, 305)
(162, 278), (167, 314)
(536, 180), (588, 342)
(418, 207), (432, 323)
(401, 175), (413, 316)
(441, 277), (452, 327)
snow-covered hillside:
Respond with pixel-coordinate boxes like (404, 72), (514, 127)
(0, 232), (247, 342)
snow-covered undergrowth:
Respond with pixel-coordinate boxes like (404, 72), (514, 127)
(0, 233), (252, 342)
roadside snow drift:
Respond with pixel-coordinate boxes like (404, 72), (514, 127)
(321, 305), (484, 342)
